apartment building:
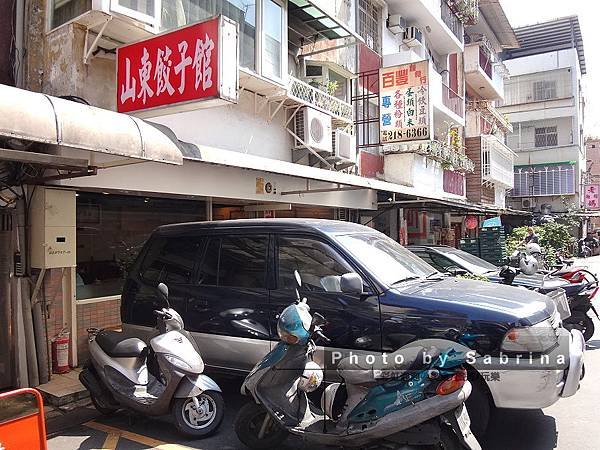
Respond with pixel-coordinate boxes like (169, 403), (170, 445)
(499, 16), (587, 218)
(353, 0), (519, 245)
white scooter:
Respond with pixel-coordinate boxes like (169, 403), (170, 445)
(80, 283), (224, 438)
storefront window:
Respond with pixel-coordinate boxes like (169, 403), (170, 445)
(76, 192), (206, 300)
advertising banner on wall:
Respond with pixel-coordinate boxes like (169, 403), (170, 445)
(585, 184), (600, 209)
(117, 16), (238, 117)
(379, 60), (430, 144)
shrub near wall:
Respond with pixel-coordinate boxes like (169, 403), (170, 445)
(506, 223), (575, 265)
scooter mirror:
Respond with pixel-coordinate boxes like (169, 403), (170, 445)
(294, 270), (302, 288)
(157, 282), (170, 307)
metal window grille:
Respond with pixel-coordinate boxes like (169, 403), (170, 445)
(358, 0), (381, 54)
(533, 80), (557, 102)
(534, 126), (558, 148)
(512, 164), (575, 197)
(352, 69), (381, 150)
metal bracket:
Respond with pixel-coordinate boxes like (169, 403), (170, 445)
(83, 17), (112, 65)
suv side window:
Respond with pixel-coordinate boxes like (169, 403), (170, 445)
(412, 250), (452, 272)
(278, 236), (355, 292)
(140, 236), (204, 284)
(199, 236), (267, 288)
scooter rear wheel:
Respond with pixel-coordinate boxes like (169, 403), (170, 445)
(583, 316), (595, 342)
(235, 402), (288, 449)
(173, 391), (224, 438)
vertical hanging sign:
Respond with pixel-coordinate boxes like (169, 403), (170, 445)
(379, 60), (430, 144)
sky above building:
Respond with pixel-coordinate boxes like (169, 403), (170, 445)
(500, 0), (599, 137)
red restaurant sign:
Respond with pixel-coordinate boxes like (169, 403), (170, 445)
(117, 16), (238, 116)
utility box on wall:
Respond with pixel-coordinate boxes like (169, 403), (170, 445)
(30, 188), (76, 268)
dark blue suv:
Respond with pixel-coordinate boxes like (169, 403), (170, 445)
(121, 219), (584, 435)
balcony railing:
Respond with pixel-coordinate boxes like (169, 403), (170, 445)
(441, 1), (464, 43)
(442, 83), (465, 118)
(287, 76), (353, 123)
(479, 47), (492, 79)
(499, 69), (573, 107)
(481, 134), (516, 189)
(383, 140), (475, 173)
(445, 0), (479, 25)
(467, 100), (513, 133)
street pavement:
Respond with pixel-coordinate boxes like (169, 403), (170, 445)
(47, 256), (600, 450)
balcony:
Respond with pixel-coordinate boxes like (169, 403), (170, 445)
(440, 1), (464, 44)
(428, 65), (465, 130)
(386, 0), (463, 54)
(467, 100), (513, 133)
(283, 76), (353, 123)
(383, 139), (475, 173)
(464, 43), (505, 100)
(442, 83), (465, 119)
(481, 134), (516, 189)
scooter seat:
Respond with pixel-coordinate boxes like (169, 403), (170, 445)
(337, 346), (436, 385)
(95, 330), (148, 358)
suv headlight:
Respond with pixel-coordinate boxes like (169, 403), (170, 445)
(501, 319), (557, 353)
(164, 354), (193, 371)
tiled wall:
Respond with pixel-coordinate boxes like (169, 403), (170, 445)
(76, 299), (122, 362)
(42, 268), (122, 366)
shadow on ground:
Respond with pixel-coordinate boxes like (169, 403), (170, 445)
(484, 408), (557, 450)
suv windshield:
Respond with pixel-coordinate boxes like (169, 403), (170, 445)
(439, 248), (498, 275)
(335, 232), (436, 286)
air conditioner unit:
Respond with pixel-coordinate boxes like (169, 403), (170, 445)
(387, 14), (407, 35)
(294, 107), (333, 153)
(403, 27), (424, 48)
(332, 129), (357, 164)
(521, 198), (536, 209)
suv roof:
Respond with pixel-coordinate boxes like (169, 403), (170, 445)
(154, 218), (371, 236)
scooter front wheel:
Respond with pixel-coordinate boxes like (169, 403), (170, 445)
(235, 402), (288, 449)
(173, 391), (224, 438)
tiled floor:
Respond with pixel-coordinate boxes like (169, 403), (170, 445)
(37, 368), (88, 406)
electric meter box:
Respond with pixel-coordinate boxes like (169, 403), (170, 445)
(30, 188), (76, 268)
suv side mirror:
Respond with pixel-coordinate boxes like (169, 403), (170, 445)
(340, 272), (363, 295)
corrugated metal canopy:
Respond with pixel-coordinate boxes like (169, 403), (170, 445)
(288, 0), (364, 44)
(0, 84), (183, 165)
(504, 16), (586, 74)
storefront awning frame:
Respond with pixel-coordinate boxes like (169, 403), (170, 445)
(0, 84), (183, 167)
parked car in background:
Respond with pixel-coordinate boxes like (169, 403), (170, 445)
(408, 245), (580, 298)
(121, 219), (584, 437)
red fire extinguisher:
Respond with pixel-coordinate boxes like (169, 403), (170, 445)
(51, 329), (70, 374)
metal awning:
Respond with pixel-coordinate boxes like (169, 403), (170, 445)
(288, 0), (364, 44)
(0, 84), (183, 166)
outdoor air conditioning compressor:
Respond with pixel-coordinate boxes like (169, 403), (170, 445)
(30, 188), (76, 269)
(294, 107), (333, 154)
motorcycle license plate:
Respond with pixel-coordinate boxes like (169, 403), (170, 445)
(455, 405), (471, 434)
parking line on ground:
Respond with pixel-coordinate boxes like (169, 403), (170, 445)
(101, 432), (120, 450)
(84, 421), (199, 450)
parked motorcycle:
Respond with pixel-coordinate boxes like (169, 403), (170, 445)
(507, 251), (599, 341)
(235, 271), (480, 450)
(558, 269), (600, 341)
(80, 283), (224, 438)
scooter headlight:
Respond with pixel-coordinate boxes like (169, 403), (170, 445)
(164, 354), (193, 371)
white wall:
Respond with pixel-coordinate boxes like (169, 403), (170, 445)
(503, 48), (580, 78)
(383, 153), (465, 200)
(150, 91), (292, 162)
